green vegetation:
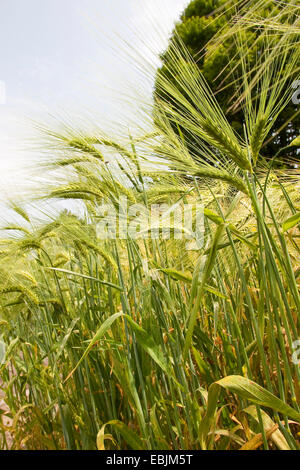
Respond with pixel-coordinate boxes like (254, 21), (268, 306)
(155, 0), (300, 159)
(0, 0), (299, 450)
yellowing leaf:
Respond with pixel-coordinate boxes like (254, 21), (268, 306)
(239, 424), (278, 450)
(289, 136), (300, 147)
(244, 405), (290, 450)
(199, 375), (300, 449)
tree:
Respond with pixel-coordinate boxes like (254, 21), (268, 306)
(155, 0), (299, 161)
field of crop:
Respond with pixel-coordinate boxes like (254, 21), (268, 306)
(0, 1), (299, 450)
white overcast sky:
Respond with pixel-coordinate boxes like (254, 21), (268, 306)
(0, 0), (188, 204)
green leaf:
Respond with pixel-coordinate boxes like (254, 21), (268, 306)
(184, 224), (225, 359)
(204, 208), (223, 225)
(159, 268), (192, 283)
(282, 212), (300, 232)
(54, 318), (80, 366)
(65, 312), (124, 381)
(105, 420), (145, 450)
(219, 376), (300, 421)
(46, 267), (123, 291)
(65, 312), (175, 385)
(124, 315), (172, 376)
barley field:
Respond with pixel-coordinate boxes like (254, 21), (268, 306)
(0, 0), (299, 450)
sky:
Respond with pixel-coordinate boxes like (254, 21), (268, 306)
(0, 0), (188, 205)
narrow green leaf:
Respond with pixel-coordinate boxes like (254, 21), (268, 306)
(65, 312), (124, 381)
(106, 420), (145, 450)
(282, 212), (300, 232)
(184, 224), (225, 359)
(46, 267), (123, 291)
(54, 318), (80, 365)
(124, 315), (172, 376)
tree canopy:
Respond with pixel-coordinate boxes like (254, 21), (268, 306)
(155, 0), (299, 160)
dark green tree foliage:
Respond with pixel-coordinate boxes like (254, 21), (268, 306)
(156, 0), (299, 160)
